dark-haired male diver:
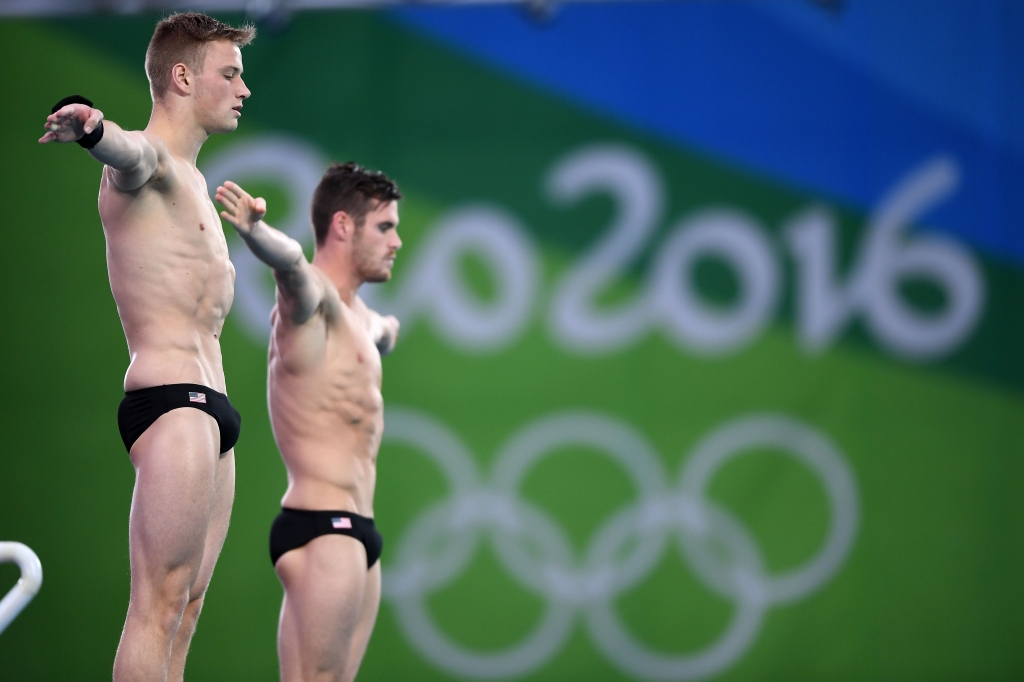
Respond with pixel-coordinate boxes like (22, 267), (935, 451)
(216, 163), (401, 681)
(39, 12), (253, 682)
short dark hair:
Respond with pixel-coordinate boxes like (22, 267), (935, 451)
(311, 162), (403, 246)
(145, 12), (255, 99)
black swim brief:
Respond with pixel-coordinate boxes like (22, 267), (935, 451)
(269, 508), (383, 569)
(117, 383), (242, 454)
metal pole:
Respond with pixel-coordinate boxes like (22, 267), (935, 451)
(0, 542), (43, 636)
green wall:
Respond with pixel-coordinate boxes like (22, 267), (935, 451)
(0, 11), (1022, 681)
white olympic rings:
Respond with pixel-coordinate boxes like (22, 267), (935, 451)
(381, 408), (860, 681)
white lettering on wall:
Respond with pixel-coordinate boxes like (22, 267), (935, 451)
(204, 137), (985, 362)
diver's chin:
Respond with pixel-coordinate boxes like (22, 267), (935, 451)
(210, 118), (239, 135)
(361, 269), (391, 284)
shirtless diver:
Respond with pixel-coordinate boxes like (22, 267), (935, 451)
(216, 163), (401, 681)
(39, 12), (253, 682)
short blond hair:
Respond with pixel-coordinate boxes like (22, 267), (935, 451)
(145, 12), (255, 99)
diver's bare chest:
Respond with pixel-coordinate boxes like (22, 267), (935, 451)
(166, 173), (225, 243)
(172, 202), (228, 254)
(325, 318), (382, 387)
(104, 173), (228, 257)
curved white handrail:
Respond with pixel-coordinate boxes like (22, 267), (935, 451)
(0, 542), (43, 635)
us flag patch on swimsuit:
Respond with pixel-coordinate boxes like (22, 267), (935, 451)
(332, 517), (352, 529)
(188, 392), (207, 404)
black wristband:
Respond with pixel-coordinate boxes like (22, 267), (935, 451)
(77, 121), (104, 149)
(50, 95), (104, 149)
(51, 94), (93, 113)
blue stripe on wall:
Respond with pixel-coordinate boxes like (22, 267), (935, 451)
(392, 1), (1024, 266)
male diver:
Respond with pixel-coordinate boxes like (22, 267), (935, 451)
(216, 163), (401, 681)
(39, 12), (253, 682)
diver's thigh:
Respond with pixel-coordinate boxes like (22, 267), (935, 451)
(128, 408), (220, 583)
(276, 534), (368, 677)
(342, 562), (381, 682)
(189, 449), (235, 599)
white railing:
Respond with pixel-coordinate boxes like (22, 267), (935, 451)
(0, 543), (43, 636)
